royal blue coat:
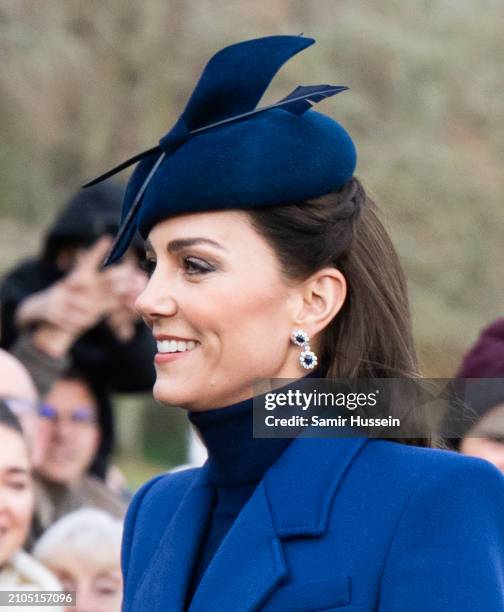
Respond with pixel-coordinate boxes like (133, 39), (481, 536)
(121, 437), (504, 611)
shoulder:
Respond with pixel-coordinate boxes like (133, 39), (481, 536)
(366, 438), (503, 483)
(372, 444), (504, 608)
(358, 441), (504, 553)
(0, 258), (45, 294)
(360, 439), (504, 500)
(319, 438), (504, 524)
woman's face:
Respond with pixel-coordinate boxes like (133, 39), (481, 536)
(49, 553), (122, 612)
(38, 379), (100, 485)
(136, 210), (310, 410)
(0, 424), (34, 565)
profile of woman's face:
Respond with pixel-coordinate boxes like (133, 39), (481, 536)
(0, 424), (34, 565)
(136, 210), (309, 410)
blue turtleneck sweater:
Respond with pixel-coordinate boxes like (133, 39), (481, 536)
(186, 394), (293, 604)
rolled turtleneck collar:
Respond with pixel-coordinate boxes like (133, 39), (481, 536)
(188, 369), (322, 486)
(188, 395), (290, 486)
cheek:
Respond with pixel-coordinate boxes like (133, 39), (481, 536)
(10, 489), (34, 533)
(76, 430), (99, 458)
(461, 438), (504, 463)
(204, 281), (290, 362)
(37, 420), (52, 447)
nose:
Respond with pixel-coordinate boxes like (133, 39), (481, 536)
(72, 586), (94, 612)
(134, 271), (178, 325)
(53, 417), (74, 440)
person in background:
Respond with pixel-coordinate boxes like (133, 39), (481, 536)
(0, 182), (155, 480)
(443, 318), (504, 472)
(33, 368), (126, 542)
(33, 508), (123, 612)
(0, 348), (48, 468)
(0, 400), (61, 607)
(0, 182), (155, 392)
(456, 317), (504, 378)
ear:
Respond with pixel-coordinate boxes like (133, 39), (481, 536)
(292, 267), (347, 346)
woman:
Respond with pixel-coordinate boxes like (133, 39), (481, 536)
(33, 508), (123, 612)
(0, 182), (155, 396)
(33, 367), (126, 542)
(87, 36), (504, 611)
(443, 318), (504, 472)
(0, 400), (61, 608)
(0, 182), (155, 486)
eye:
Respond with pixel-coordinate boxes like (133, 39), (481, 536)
(7, 479), (29, 491)
(93, 575), (121, 597)
(183, 256), (216, 276)
(139, 257), (157, 278)
(96, 585), (118, 596)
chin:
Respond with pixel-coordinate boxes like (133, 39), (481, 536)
(153, 379), (194, 410)
(40, 466), (73, 485)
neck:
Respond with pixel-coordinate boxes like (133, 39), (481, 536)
(188, 368), (322, 484)
(188, 366), (318, 413)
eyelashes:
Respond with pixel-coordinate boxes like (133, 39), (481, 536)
(140, 255), (217, 278)
(139, 258), (156, 277)
(183, 256), (217, 275)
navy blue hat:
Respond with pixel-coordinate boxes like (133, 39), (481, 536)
(84, 35), (357, 266)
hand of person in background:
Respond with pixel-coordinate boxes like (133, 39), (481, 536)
(16, 236), (115, 332)
(18, 237), (118, 358)
(104, 260), (148, 343)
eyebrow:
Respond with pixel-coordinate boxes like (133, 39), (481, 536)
(144, 237), (226, 253)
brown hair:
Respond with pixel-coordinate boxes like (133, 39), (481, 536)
(248, 177), (430, 447)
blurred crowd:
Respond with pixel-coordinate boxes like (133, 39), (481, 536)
(0, 183), (155, 611)
(0, 183), (502, 611)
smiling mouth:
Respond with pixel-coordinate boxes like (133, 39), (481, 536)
(156, 339), (199, 354)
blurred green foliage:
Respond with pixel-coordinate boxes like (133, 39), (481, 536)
(1, 1), (503, 476)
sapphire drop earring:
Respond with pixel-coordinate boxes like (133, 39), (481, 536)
(291, 329), (318, 370)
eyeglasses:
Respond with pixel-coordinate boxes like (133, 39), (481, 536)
(39, 403), (97, 426)
(1, 396), (43, 417)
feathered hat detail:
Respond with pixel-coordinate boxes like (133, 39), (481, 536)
(84, 35), (356, 266)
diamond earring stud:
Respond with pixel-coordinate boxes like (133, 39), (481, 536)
(291, 329), (318, 370)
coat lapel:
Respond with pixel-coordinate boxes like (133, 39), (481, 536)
(189, 481), (287, 612)
(265, 436), (368, 538)
(131, 467), (214, 612)
(189, 436), (368, 611)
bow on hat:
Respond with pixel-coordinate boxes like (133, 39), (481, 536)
(84, 35), (356, 266)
